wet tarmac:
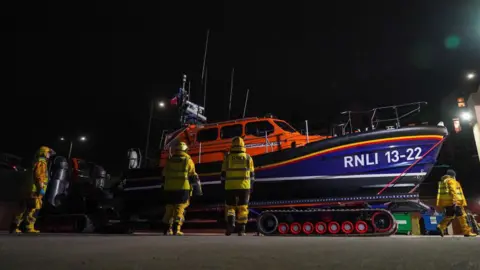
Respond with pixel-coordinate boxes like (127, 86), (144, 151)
(0, 233), (479, 270)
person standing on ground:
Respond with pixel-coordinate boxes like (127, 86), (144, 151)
(10, 146), (55, 234)
(221, 136), (255, 236)
(436, 169), (476, 237)
(161, 141), (202, 236)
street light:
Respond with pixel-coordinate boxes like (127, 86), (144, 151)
(461, 111), (472, 121)
(60, 136), (87, 159)
(466, 72), (476, 80)
(145, 100), (166, 167)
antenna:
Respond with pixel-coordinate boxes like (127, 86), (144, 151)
(228, 67), (235, 119)
(203, 67), (208, 110)
(188, 80), (191, 101)
(201, 29), (210, 83)
(242, 88), (249, 118)
(182, 74), (187, 91)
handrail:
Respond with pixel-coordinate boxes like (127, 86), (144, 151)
(305, 120), (310, 143)
(337, 101), (427, 135)
(198, 143), (202, 163)
(264, 133), (274, 153)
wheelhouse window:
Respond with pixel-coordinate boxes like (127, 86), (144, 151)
(245, 121), (275, 137)
(197, 128), (219, 142)
(274, 120), (296, 133)
(221, 124), (243, 139)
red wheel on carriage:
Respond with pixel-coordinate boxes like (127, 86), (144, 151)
(302, 222), (314, 234)
(278, 223), (289, 234)
(341, 221), (354, 234)
(328, 221), (340, 234)
(355, 221), (368, 234)
(290, 222), (302, 234)
(315, 222), (327, 234)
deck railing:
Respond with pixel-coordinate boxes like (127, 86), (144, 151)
(335, 101), (428, 136)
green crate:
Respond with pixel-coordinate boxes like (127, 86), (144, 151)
(393, 212), (412, 235)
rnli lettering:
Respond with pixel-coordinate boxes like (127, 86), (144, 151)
(344, 153), (378, 168)
(343, 147), (423, 168)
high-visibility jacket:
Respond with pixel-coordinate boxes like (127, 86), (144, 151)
(162, 151), (197, 191)
(436, 175), (467, 207)
(31, 157), (48, 196)
(221, 151), (255, 190)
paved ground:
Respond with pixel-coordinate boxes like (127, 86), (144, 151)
(0, 233), (479, 270)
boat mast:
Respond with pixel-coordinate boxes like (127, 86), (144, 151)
(229, 67), (234, 119)
(242, 88), (249, 118)
(201, 29), (209, 83)
(201, 29), (209, 114)
(188, 80), (191, 101)
(203, 67), (208, 110)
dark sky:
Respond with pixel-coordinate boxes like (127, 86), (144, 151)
(4, 1), (480, 173)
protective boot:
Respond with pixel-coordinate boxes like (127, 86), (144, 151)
(437, 226), (445, 237)
(237, 224), (246, 236)
(464, 232), (477, 237)
(172, 222), (184, 236)
(225, 216), (235, 236)
(25, 226), (40, 234)
(162, 223), (173, 236)
(9, 225), (22, 235)
(459, 216), (476, 237)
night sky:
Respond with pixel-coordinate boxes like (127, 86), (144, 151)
(4, 1), (480, 173)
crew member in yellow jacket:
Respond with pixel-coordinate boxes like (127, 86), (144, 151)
(161, 141), (202, 236)
(436, 169), (476, 237)
(10, 146), (55, 234)
(221, 137), (255, 236)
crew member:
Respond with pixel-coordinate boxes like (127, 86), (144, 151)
(436, 169), (476, 237)
(221, 136), (255, 236)
(161, 141), (202, 236)
(10, 146), (55, 234)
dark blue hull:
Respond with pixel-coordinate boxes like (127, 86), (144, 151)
(121, 126), (447, 213)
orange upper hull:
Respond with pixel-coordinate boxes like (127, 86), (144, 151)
(159, 117), (327, 167)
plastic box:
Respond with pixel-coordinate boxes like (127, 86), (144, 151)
(393, 212), (412, 235)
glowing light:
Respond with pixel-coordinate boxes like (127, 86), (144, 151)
(467, 73), (476, 80)
(159, 101), (165, 108)
(79, 136), (87, 141)
(444, 35), (460, 49)
(461, 112), (472, 121)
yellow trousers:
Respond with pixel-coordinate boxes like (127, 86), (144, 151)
(162, 200), (190, 231)
(225, 189), (250, 224)
(13, 197), (42, 231)
(225, 205), (249, 224)
(438, 206), (473, 235)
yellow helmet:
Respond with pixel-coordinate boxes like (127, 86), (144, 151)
(175, 141), (189, 152)
(231, 137), (245, 148)
(37, 146), (55, 158)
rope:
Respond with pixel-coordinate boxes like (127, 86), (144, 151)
(377, 136), (446, 195)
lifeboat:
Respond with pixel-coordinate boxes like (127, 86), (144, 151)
(150, 115), (447, 205)
(122, 75), (447, 205)
(119, 75), (448, 236)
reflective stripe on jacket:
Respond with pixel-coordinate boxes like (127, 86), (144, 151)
(163, 152), (197, 191)
(222, 152), (254, 190)
(436, 175), (467, 207)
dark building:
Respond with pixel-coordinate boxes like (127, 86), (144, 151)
(424, 79), (480, 202)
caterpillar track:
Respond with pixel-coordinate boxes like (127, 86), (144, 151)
(257, 208), (397, 236)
